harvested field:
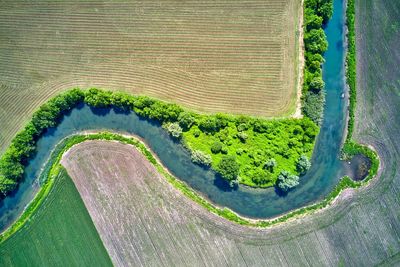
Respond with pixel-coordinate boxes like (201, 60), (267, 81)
(0, 0), (301, 155)
(0, 168), (112, 266)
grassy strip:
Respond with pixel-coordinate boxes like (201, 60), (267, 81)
(345, 0), (356, 141)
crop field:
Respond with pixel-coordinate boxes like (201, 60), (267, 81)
(0, 168), (112, 266)
(57, 0), (400, 264)
(0, 0), (301, 155)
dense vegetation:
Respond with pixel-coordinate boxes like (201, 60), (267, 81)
(0, 88), (318, 196)
(345, 0), (356, 140)
(183, 117), (318, 187)
(302, 0), (333, 125)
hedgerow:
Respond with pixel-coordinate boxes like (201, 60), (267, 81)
(0, 88), (320, 195)
(302, 0), (333, 125)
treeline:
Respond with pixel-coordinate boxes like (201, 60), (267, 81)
(302, 0), (333, 125)
(0, 89), (84, 196)
(0, 88), (319, 196)
(345, 0), (356, 140)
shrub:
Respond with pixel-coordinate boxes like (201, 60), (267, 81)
(302, 91), (325, 125)
(309, 77), (325, 92)
(250, 169), (272, 185)
(211, 142), (223, 154)
(264, 158), (277, 172)
(166, 123), (183, 138)
(193, 129), (201, 137)
(277, 170), (299, 191)
(304, 29), (328, 54)
(199, 117), (218, 133)
(237, 132), (248, 143)
(191, 150), (212, 167)
(216, 155), (240, 183)
(178, 112), (195, 130)
(297, 155), (311, 175)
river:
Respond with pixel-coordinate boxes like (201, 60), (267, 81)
(0, 0), (348, 231)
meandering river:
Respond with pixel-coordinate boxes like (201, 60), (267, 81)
(0, 0), (348, 231)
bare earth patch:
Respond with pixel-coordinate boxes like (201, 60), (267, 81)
(61, 140), (389, 266)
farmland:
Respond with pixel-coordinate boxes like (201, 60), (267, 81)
(0, 0), (301, 155)
(0, 168), (111, 266)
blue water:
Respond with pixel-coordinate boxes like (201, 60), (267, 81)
(0, 0), (348, 231)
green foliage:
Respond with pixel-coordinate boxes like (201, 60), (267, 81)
(277, 170), (300, 191)
(345, 0), (356, 141)
(303, 91), (325, 125)
(237, 131), (248, 143)
(178, 111), (196, 130)
(310, 76), (325, 92)
(166, 122), (183, 138)
(184, 117), (318, 187)
(211, 141), (223, 154)
(190, 150), (212, 167)
(297, 155), (311, 175)
(0, 89), (84, 197)
(304, 29), (328, 54)
(264, 158), (277, 172)
(216, 155), (240, 183)
(302, 0), (332, 125)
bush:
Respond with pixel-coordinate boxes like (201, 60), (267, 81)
(309, 77), (325, 92)
(264, 158), (277, 172)
(297, 155), (311, 175)
(191, 150), (212, 167)
(237, 132), (248, 143)
(277, 171), (299, 191)
(304, 29), (328, 54)
(216, 155), (240, 183)
(193, 129), (201, 137)
(250, 169), (272, 185)
(178, 112), (195, 130)
(211, 142), (223, 154)
(166, 123), (183, 138)
(302, 91), (325, 125)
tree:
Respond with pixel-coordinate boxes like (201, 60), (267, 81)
(264, 158), (277, 172)
(211, 141), (223, 154)
(191, 150), (212, 167)
(216, 155), (240, 185)
(199, 117), (218, 133)
(297, 155), (312, 175)
(277, 170), (299, 191)
(237, 132), (248, 143)
(305, 12), (323, 30)
(304, 29), (328, 54)
(309, 77), (325, 92)
(178, 112), (196, 130)
(166, 123), (182, 138)
(250, 169), (272, 185)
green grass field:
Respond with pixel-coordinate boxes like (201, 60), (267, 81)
(0, 169), (111, 266)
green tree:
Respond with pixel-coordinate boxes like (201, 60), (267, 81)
(310, 77), (325, 92)
(277, 170), (299, 191)
(304, 29), (328, 54)
(297, 155), (312, 175)
(191, 150), (212, 167)
(166, 123), (182, 138)
(178, 112), (196, 130)
(264, 158), (277, 172)
(211, 141), (223, 154)
(216, 155), (240, 184)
